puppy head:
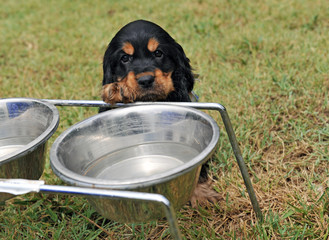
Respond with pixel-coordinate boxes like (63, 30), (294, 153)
(102, 20), (194, 102)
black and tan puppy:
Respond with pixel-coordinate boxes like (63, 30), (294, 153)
(101, 19), (194, 105)
(101, 20), (219, 206)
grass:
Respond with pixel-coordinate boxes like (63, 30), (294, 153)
(0, 0), (328, 239)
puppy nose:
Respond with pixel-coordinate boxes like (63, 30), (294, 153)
(137, 75), (154, 88)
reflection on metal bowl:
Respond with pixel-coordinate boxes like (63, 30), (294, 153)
(0, 98), (59, 201)
(50, 104), (219, 222)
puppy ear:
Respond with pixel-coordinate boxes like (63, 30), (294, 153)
(172, 42), (194, 93)
(102, 48), (114, 85)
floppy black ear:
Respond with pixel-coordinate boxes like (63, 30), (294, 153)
(169, 42), (195, 101)
(102, 48), (114, 85)
(100, 47), (115, 113)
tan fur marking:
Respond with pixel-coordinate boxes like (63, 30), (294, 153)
(147, 38), (159, 52)
(124, 72), (138, 101)
(154, 69), (175, 95)
(122, 42), (134, 55)
(101, 72), (139, 104)
(190, 180), (222, 208)
(101, 83), (122, 105)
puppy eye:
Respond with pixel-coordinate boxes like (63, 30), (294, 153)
(154, 50), (163, 58)
(121, 54), (131, 63)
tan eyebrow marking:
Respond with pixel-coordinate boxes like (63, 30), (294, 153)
(147, 38), (159, 52)
(122, 42), (134, 55)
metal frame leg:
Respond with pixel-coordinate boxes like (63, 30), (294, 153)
(217, 105), (263, 221)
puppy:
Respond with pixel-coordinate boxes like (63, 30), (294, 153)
(101, 20), (219, 207)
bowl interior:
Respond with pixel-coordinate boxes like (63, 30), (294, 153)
(51, 105), (219, 187)
(0, 98), (59, 163)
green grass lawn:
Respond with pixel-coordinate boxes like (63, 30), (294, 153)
(1, 0), (328, 239)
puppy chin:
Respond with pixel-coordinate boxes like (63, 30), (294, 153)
(135, 90), (168, 101)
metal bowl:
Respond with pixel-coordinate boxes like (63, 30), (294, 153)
(50, 104), (219, 222)
(0, 98), (59, 201)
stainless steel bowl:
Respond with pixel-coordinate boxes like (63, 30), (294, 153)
(50, 104), (219, 222)
(0, 98), (59, 201)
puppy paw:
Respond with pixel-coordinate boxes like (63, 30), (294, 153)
(101, 82), (136, 105)
(190, 181), (221, 208)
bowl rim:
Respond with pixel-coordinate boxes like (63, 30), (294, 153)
(50, 104), (220, 190)
(0, 98), (60, 165)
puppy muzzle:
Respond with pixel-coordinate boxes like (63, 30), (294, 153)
(137, 75), (154, 88)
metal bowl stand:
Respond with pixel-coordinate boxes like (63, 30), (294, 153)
(0, 100), (262, 240)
